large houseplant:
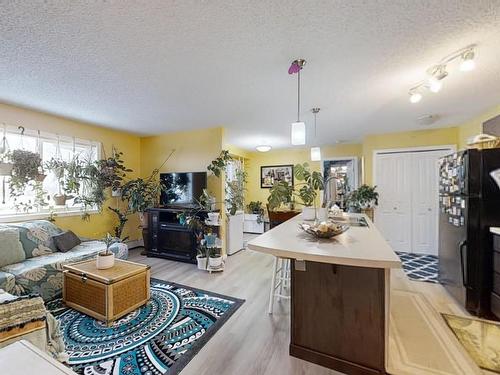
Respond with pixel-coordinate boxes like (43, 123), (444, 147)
(225, 169), (246, 216)
(267, 163), (324, 220)
(75, 147), (132, 220)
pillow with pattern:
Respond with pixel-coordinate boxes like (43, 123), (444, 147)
(11, 220), (63, 258)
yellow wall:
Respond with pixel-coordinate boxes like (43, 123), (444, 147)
(0, 103), (142, 240)
(244, 144), (362, 205)
(140, 127), (224, 205)
(362, 127), (459, 185)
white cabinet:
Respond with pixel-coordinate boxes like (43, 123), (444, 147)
(243, 214), (264, 234)
(227, 211), (244, 255)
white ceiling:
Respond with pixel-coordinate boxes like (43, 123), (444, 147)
(1, 1), (500, 149)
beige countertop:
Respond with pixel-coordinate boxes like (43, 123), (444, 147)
(248, 213), (401, 269)
(491, 227), (500, 235)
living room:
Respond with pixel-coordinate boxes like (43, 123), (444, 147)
(1, 2), (500, 375)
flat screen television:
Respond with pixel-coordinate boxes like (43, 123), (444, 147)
(160, 172), (207, 206)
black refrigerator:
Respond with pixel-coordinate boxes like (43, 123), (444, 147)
(438, 148), (500, 318)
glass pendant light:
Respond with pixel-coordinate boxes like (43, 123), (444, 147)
(289, 59), (306, 145)
(310, 108), (321, 161)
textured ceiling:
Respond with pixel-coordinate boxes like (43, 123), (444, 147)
(1, 1), (500, 149)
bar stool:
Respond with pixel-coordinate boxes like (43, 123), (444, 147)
(268, 256), (291, 314)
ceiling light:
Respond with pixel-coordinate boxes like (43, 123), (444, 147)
(310, 147), (321, 161)
(291, 122), (306, 145)
(428, 77), (443, 93)
(256, 145), (272, 152)
(409, 91), (422, 103)
(289, 59), (307, 145)
(310, 108), (321, 161)
(460, 50), (475, 72)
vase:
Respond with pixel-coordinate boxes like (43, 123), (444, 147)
(96, 252), (115, 269)
(317, 208), (328, 222)
(208, 256), (223, 268)
(301, 207), (316, 221)
(53, 194), (67, 206)
(196, 255), (207, 270)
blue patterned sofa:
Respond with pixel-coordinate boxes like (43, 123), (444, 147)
(0, 220), (128, 301)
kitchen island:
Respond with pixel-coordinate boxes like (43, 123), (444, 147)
(248, 214), (401, 375)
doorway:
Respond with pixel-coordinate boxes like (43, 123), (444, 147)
(374, 146), (454, 255)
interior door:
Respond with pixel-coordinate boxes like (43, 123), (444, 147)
(375, 148), (452, 255)
(411, 150), (450, 255)
(374, 153), (412, 252)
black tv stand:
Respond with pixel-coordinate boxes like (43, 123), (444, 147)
(145, 207), (213, 264)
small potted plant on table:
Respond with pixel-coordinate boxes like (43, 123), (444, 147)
(346, 185), (379, 221)
(96, 233), (116, 269)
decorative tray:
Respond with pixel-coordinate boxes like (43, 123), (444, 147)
(299, 221), (349, 239)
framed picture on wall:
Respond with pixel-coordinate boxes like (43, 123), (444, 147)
(260, 165), (294, 188)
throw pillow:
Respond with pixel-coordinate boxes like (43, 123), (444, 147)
(52, 230), (82, 252)
(13, 220), (63, 258)
(0, 227), (25, 267)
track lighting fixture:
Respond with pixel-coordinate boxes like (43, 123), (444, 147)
(409, 90), (422, 104)
(460, 50), (475, 72)
(408, 45), (476, 104)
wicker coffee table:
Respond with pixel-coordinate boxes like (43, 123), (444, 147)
(63, 259), (150, 326)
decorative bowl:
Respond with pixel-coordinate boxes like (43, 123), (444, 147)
(299, 221), (349, 239)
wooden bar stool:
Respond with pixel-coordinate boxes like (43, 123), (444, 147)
(268, 256), (291, 314)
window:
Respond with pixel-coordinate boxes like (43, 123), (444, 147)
(0, 125), (100, 218)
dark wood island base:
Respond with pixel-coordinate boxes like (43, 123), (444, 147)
(290, 260), (388, 375)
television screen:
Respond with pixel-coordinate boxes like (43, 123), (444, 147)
(160, 172), (207, 206)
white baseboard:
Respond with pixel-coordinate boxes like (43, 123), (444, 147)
(126, 238), (144, 249)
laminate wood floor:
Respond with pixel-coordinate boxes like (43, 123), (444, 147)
(129, 247), (486, 375)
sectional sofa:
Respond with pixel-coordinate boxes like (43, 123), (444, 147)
(0, 220), (127, 301)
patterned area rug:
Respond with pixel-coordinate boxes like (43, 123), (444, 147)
(396, 252), (438, 283)
(47, 279), (244, 375)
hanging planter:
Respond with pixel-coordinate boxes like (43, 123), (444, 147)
(0, 128), (13, 176)
(0, 162), (13, 176)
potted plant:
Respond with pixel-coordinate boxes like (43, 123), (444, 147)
(96, 147), (132, 197)
(267, 163), (324, 221)
(120, 150), (174, 228)
(45, 157), (82, 205)
(196, 244), (208, 270)
(108, 206), (130, 242)
(346, 185), (379, 221)
(246, 201), (264, 224)
(267, 180), (293, 211)
(225, 169), (246, 216)
(96, 233), (116, 269)
(207, 150), (232, 177)
(208, 247), (223, 268)
(120, 170), (165, 228)
(8, 150), (48, 211)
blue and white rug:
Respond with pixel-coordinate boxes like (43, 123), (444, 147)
(396, 252), (438, 283)
(47, 279), (244, 375)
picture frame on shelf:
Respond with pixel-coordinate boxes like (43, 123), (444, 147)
(260, 164), (294, 188)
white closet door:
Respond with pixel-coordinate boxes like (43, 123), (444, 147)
(374, 153), (412, 252)
(410, 150), (450, 255)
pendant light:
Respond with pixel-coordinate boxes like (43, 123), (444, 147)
(310, 108), (321, 161)
(289, 59), (306, 145)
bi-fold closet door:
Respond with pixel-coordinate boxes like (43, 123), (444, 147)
(375, 149), (450, 255)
